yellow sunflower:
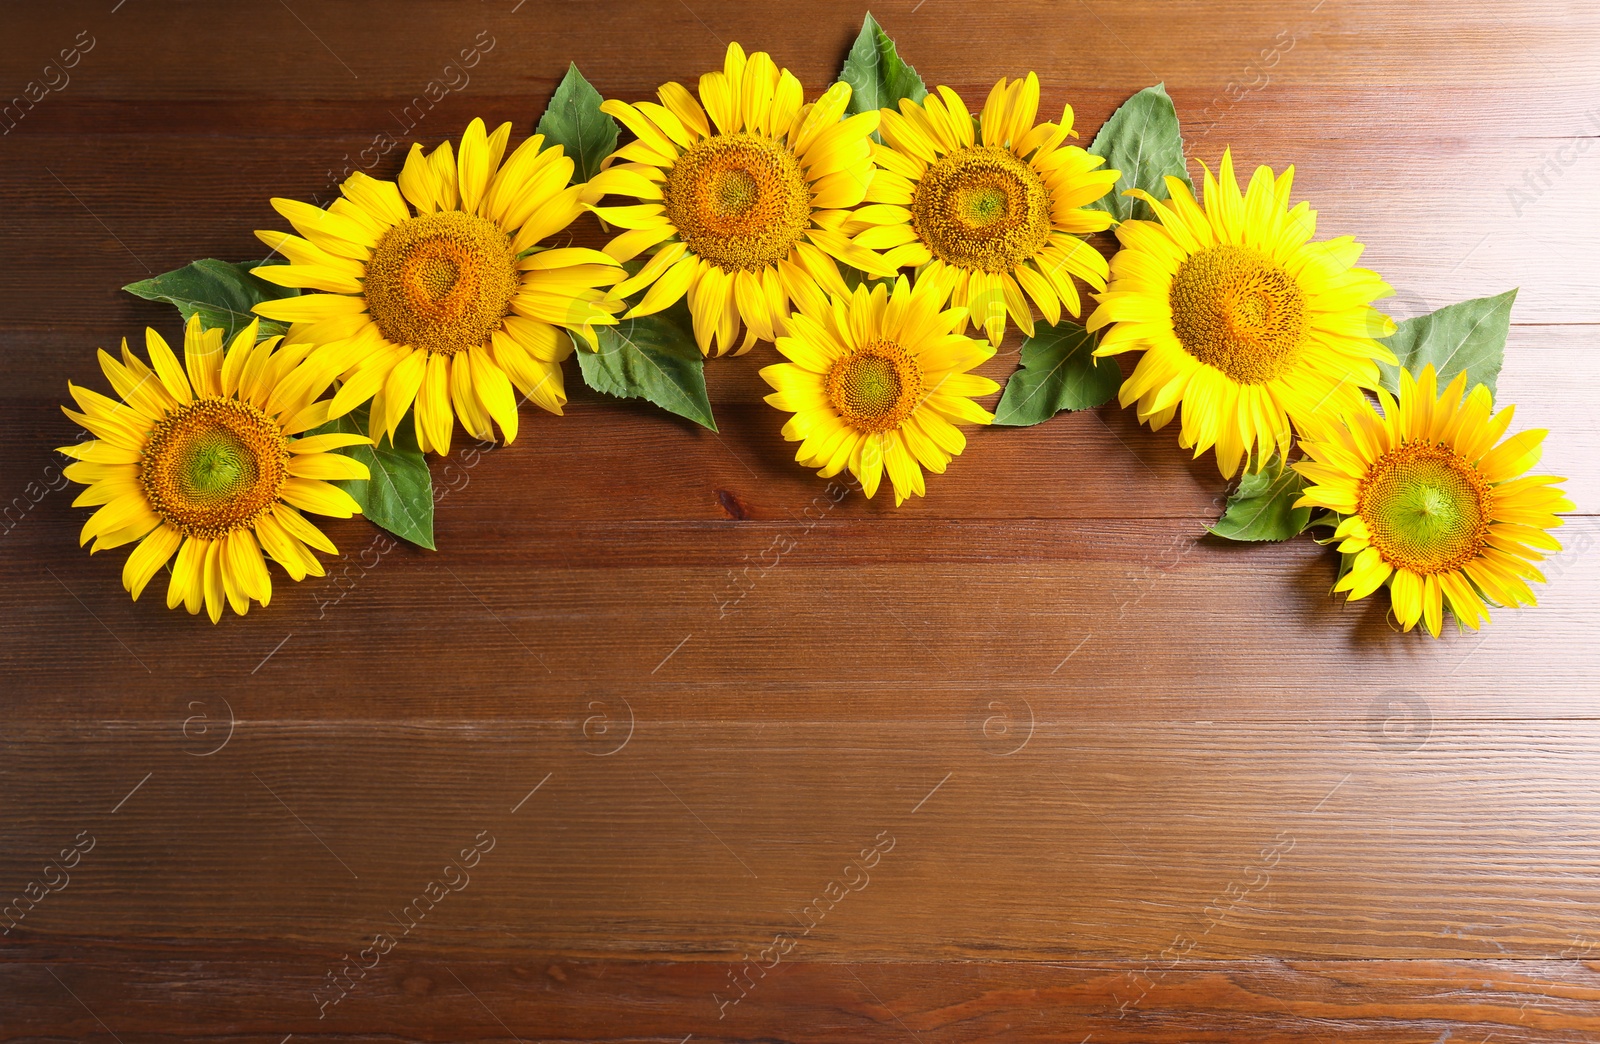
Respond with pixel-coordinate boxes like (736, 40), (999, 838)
(760, 275), (997, 505)
(252, 118), (625, 455)
(586, 42), (896, 357)
(849, 74), (1119, 346)
(1294, 365), (1572, 637)
(59, 316), (371, 622)
(1086, 149), (1397, 477)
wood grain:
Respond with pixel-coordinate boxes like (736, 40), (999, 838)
(2, 0), (1599, 1039)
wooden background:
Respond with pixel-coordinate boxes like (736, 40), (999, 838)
(3, 1), (1599, 1039)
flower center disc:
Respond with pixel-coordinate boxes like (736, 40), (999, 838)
(910, 145), (1052, 273)
(364, 210), (519, 355)
(1168, 244), (1308, 384)
(663, 133), (811, 272)
(140, 397), (289, 539)
(1358, 442), (1492, 575)
(826, 339), (925, 433)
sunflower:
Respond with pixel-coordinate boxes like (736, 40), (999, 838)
(1294, 365), (1572, 637)
(1086, 149), (1397, 477)
(586, 42), (896, 357)
(760, 275), (997, 505)
(252, 118), (625, 455)
(59, 316), (371, 622)
(848, 74), (1119, 347)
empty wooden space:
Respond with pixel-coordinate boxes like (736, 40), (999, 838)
(2, 1), (1598, 1040)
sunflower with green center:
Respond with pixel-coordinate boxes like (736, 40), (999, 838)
(847, 74), (1120, 347)
(1086, 149), (1397, 477)
(586, 42), (896, 357)
(252, 118), (625, 455)
(1294, 365), (1571, 637)
(59, 316), (371, 622)
(760, 275), (997, 505)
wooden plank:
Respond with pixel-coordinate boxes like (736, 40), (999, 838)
(3, 953), (1599, 1042)
(6, 720), (1600, 960)
(4, 514), (1597, 718)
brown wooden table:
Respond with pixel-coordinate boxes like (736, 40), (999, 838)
(3, 1), (1599, 1039)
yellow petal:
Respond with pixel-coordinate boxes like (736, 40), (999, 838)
(122, 523), (183, 601)
(281, 477), (362, 518)
(144, 328), (193, 404)
(457, 117), (490, 216)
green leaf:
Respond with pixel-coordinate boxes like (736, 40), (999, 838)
(838, 13), (927, 134)
(1085, 84), (1194, 224)
(536, 62), (619, 186)
(1209, 454), (1311, 542)
(992, 321), (1121, 426)
(1377, 289), (1515, 401)
(575, 314), (717, 431)
(310, 405), (435, 550)
(123, 258), (300, 343)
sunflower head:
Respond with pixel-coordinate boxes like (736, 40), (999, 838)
(59, 316), (372, 622)
(1294, 365), (1573, 637)
(1088, 148), (1399, 477)
(252, 117), (626, 456)
(760, 275), (998, 505)
(851, 75), (1120, 346)
(586, 42), (897, 357)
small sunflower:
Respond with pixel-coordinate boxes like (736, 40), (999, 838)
(586, 42), (896, 357)
(253, 118), (625, 455)
(1086, 149), (1397, 477)
(760, 275), (997, 506)
(849, 75), (1119, 346)
(59, 316), (371, 622)
(1294, 365), (1572, 637)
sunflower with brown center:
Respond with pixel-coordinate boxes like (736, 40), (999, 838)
(848, 75), (1121, 346)
(1086, 149), (1398, 477)
(760, 275), (998, 505)
(59, 316), (371, 622)
(252, 118), (625, 455)
(585, 42), (897, 357)
(1294, 365), (1572, 637)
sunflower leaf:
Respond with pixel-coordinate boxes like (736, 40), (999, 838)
(992, 321), (1120, 426)
(123, 259), (300, 344)
(1209, 453), (1311, 542)
(1085, 84), (1194, 224)
(309, 404), (436, 550)
(536, 62), (619, 186)
(574, 315), (717, 431)
(1377, 289), (1515, 402)
(838, 12), (927, 137)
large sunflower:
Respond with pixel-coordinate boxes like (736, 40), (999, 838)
(849, 75), (1119, 346)
(59, 317), (370, 622)
(586, 42), (896, 357)
(252, 118), (625, 455)
(760, 275), (997, 505)
(1086, 149), (1397, 477)
(1294, 365), (1571, 637)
